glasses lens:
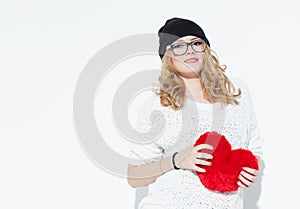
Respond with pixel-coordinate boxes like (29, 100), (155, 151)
(171, 43), (187, 55)
(191, 40), (206, 52)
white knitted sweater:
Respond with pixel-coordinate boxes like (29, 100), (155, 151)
(128, 77), (263, 209)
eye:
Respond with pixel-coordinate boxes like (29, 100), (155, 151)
(172, 43), (185, 49)
(193, 40), (204, 46)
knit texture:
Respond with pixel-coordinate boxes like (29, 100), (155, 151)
(128, 76), (263, 209)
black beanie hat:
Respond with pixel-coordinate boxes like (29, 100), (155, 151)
(158, 17), (210, 60)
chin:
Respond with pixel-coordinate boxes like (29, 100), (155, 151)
(178, 72), (201, 79)
(183, 68), (202, 76)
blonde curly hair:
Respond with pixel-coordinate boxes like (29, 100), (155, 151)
(154, 45), (241, 110)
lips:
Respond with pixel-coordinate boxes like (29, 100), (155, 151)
(184, 57), (199, 63)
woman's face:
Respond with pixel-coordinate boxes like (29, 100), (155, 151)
(169, 35), (205, 78)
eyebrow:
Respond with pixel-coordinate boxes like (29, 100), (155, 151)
(175, 37), (200, 42)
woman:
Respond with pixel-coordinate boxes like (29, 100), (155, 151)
(127, 17), (263, 209)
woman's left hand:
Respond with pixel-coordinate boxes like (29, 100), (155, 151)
(237, 167), (259, 188)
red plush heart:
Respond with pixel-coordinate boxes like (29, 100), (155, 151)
(193, 131), (259, 193)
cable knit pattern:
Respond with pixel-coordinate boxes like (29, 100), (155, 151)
(128, 76), (263, 209)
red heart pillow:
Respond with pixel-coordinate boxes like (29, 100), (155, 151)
(193, 131), (259, 193)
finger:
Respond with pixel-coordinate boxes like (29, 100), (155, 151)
(243, 167), (259, 175)
(194, 159), (212, 166)
(193, 165), (206, 173)
(197, 152), (213, 160)
(195, 144), (213, 151)
(237, 181), (247, 188)
(240, 171), (257, 182)
(238, 174), (253, 187)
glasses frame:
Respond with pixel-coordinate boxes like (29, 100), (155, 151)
(166, 38), (207, 56)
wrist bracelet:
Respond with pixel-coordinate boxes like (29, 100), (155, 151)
(172, 152), (180, 170)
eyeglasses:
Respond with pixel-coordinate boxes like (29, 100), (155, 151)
(166, 39), (207, 56)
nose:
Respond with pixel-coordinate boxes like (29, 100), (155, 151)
(186, 45), (195, 54)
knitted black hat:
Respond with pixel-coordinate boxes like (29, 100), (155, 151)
(158, 17), (210, 60)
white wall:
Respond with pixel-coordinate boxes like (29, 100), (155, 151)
(1, 0), (299, 208)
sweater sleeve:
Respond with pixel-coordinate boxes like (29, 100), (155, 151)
(127, 93), (165, 166)
(241, 80), (264, 159)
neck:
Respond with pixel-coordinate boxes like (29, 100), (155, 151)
(180, 76), (204, 98)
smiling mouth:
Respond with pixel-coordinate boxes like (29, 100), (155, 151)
(184, 58), (199, 63)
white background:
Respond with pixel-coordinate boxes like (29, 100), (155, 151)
(1, 0), (299, 208)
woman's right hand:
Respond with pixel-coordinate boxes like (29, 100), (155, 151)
(175, 144), (213, 173)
